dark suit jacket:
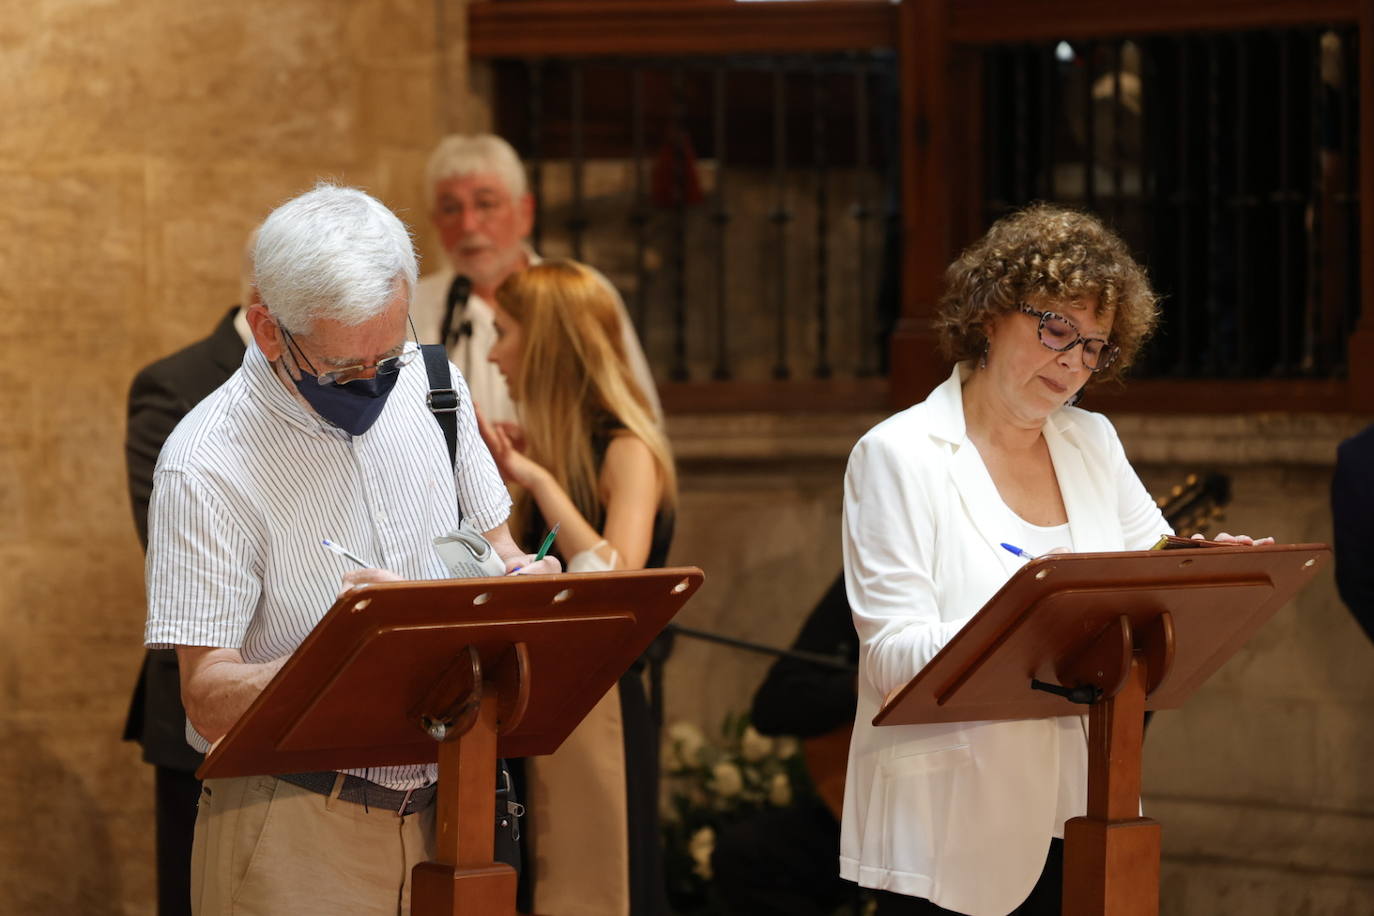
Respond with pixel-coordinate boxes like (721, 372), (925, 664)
(123, 307), (246, 770)
(1332, 423), (1374, 645)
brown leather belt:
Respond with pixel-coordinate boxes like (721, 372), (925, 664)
(277, 771), (437, 816)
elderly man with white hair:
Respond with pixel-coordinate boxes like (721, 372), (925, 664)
(413, 133), (660, 425)
(143, 183), (558, 914)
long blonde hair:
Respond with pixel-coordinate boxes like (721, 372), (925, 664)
(494, 260), (677, 534)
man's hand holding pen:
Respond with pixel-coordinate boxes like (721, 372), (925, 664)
(506, 523), (561, 576)
(340, 566), (403, 592)
(328, 534), (562, 598)
(504, 554), (562, 576)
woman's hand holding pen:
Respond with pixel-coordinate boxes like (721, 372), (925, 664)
(1003, 534), (1275, 562)
(476, 406), (547, 490)
(1000, 543), (1071, 561)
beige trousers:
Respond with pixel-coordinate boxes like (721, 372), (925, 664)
(190, 774), (435, 915)
(526, 687), (630, 916)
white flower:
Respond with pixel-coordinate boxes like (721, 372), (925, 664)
(768, 771), (793, 806)
(774, 736), (800, 759)
(710, 761), (744, 797)
(740, 725), (775, 762)
(689, 825), (715, 879)
(666, 720), (707, 768)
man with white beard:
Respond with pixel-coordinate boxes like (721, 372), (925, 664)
(412, 134), (660, 425)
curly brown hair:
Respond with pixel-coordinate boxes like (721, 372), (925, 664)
(935, 203), (1159, 383)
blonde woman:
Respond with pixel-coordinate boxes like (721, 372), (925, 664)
(479, 258), (676, 916)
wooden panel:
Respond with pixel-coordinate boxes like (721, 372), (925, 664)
(888, 373), (1359, 416)
(1082, 378), (1357, 414)
(490, 61), (891, 167)
(948, 0), (1360, 44)
(469, 0), (899, 58)
(197, 568), (705, 776)
(889, 0), (955, 410)
(659, 378), (889, 414)
(873, 543), (1330, 725)
(947, 45), (985, 256)
(1355, 0), (1374, 412)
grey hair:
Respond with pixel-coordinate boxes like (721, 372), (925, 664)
(253, 183), (418, 333)
(424, 134), (528, 206)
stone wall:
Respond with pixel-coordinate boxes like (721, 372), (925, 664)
(0, 1), (478, 912)
(661, 410), (1374, 915)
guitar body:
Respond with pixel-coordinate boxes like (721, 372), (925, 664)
(801, 724), (854, 822)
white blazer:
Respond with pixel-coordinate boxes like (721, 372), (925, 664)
(839, 364), (1169, 916)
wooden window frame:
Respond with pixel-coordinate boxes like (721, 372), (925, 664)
(469, 0), (899, 58)
(895, 0), (1374, 413)
(470, 0), (1374, 413)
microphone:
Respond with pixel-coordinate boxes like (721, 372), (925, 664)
(440, 274), (472, 348)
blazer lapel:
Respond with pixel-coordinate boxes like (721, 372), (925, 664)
(948, 440), (1025, 575)
(1044, 412), (1121, 551)
(930, 363), (1023, 575)
(930, 365), (1121, 562)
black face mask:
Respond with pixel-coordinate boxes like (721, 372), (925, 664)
(288, 362), (401, 436)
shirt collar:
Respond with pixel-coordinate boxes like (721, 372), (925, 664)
(231, 306), (253, 347)
(242, 341), (340, 436)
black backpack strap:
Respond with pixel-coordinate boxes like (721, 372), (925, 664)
(422, 343), (459, 469)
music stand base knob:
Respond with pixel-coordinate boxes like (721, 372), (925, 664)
(1063, 815), (1160, 916)
(410, 861), (516, 916)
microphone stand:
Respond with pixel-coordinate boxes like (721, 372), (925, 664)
(440, 274), (472, 347)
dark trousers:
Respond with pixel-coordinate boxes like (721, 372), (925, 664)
(715, 802), (1062, 916)
(713, 799), (852, 916)
(154, 766), (201, 916)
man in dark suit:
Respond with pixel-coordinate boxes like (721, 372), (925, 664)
(124, 297), (249, 915)
(1332, 423), (1374, 644)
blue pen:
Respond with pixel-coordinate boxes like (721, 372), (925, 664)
(1000, 542), (1035, 561)
(322, 538), (376, 569)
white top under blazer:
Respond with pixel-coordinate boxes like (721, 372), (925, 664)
(839, 363), (1170, 916)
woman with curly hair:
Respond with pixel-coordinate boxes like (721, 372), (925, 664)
(480, 258), (676, 916)
(838, 204), (1266, 916)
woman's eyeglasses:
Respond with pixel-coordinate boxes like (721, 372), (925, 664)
(1018, 304), (1120, 372)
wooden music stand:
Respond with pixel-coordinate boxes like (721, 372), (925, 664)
(874, 543), (1329, 916)
(198, 567), (704, 916)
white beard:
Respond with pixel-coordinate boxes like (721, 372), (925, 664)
(447, 242), (527, 291)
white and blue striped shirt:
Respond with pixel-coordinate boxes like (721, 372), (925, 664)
(144, 341), (511, 789)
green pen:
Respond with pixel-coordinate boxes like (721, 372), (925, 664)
(534, 522), (560, 562)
